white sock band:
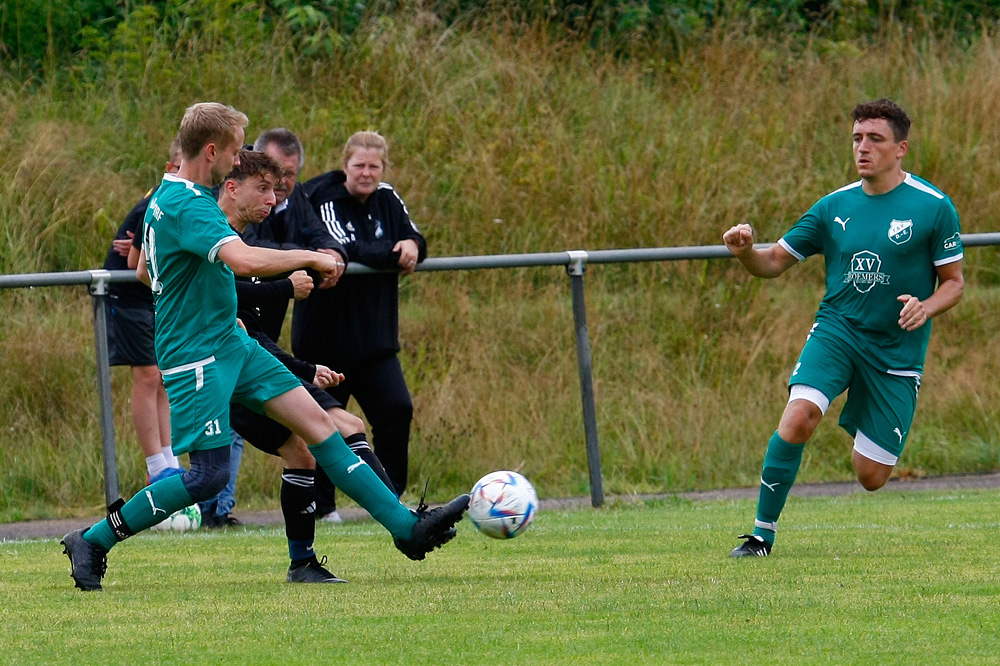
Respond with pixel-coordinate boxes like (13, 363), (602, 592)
(755, 519), (778, 532)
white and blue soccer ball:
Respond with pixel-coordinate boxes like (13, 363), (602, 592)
(150, 504), (202, 532)
(468, 470), (538, 539)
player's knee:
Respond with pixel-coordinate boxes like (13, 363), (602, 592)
(855, 460), (892, 491)
(328, 408), (365, 437)
(852, 438), (895, 491)
(182, 466), (230, 502)
(131, 365), (163, 391)
(857, 469), (890, 491)
(278, 436), (315, 469)
(183, 449), (232, 501)
(778, 401), (822, 443)
(859, 477), (885, 491)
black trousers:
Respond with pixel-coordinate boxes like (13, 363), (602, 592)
(316, 354), (412, 512)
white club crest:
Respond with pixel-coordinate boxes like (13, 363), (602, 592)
(888, 219), (913, 245)
(844, 250), (889, 293)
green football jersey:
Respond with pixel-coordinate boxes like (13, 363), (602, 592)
(780, 173), (962, 373)
(142, 174), (241, 371)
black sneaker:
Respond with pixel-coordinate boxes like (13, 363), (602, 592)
(203, 512), (243, 529)
(287, 555), (347, 583)
(60, 528), (108, 591)
(729, 534), (772, 558)
(394, 493), (470, 561)
(201, 513), (221, 529)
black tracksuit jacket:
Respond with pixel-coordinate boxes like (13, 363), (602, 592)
(240, 184), (347, 343)
(292, 170), (427, 368)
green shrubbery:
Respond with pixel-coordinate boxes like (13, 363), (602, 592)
(5, 1), (1000, 75)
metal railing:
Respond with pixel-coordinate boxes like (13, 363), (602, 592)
(3, 232), (999, 508)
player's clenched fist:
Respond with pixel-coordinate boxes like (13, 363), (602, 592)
(723, 223), (755, 255)
(897, 294), (929, 331)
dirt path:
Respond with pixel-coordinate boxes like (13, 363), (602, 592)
(4, 472), (999, 541)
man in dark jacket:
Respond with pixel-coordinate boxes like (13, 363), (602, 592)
(296, 131), (427, 505)
(242, 128), (347, 343)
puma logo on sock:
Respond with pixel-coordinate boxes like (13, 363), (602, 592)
(145, 490), (167, 516)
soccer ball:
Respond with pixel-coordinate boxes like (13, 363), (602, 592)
(468, 471), (538, 539)
(149, 504), (202, 532)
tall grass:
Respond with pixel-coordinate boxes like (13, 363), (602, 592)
(1, 12), (999, 518)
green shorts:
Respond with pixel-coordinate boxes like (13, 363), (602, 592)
(789, 329), (921, 458)
(161, 335), (301, 455)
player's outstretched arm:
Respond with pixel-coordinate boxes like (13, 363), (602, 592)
(217, 238), (341, 281)
(722, 223), (797, 278)
(897, 259), (964, 331)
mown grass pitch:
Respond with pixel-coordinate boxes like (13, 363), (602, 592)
(3, 490), (1000, 665)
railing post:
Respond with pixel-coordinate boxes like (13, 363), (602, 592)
(88, 270), (119, 506)
(566, 251), (604, 507)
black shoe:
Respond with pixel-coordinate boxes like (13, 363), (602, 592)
(60, 528), (108, 591)
(203, 513), (242, 529)
(729, 534), (772, 558)
(287, 555), (347, 583)
(201, 513), (221, 529)
(220, 513), (242, 527)
(394, 493), (470, 561)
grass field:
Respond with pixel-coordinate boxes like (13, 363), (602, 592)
(3, 489), (1000, 665)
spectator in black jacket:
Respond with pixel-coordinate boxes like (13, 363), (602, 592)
(243, 128), (347, 343)
(296, 131), (426, 511)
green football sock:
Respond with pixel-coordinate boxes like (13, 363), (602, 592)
(308, 432), (417, 539)
(83, 474), (193, 550)
(752, 431), (804, 546)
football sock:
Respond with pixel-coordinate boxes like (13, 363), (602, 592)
(308, 432), (417, 539)
(344, 433), (395, 493)
(752, 431), (805, 546)
(145, 453), (170, 478)
(161, 445), (181, 468)
(316, 435), (394, 513)
(281, 468), (317, 563)
(83, 473), (192, 550)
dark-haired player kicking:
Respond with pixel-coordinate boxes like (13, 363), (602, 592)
(220, 148), (397, 582)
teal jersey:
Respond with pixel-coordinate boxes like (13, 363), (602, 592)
(142, 174), (241, 370)
(779, 173), (963, 373)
